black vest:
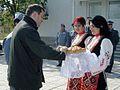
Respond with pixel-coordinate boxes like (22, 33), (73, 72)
(91, 36), (107, 90)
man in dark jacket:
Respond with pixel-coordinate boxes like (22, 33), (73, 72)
(105, 20), (119, 73)
(8, 4), (65, 90)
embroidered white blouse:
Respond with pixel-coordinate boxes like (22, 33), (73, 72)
(60, 37), (113, 78)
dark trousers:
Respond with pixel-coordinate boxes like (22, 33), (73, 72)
(105, 51), (114, 73)
(10, 86), (39, 90)
(58, 59), (62, 65)
(97, 72), (108, 90)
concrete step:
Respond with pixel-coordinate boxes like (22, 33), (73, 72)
(116, 45), (120, 48)
(111, 47), (120, 60)
(114, 54), (120, 58)
(117, 41), (120, 45)
(114, 55), (120, 57)
(114, 58), (120, 62)
(116, 47), (120, 52)
(114, 56), (120, 58)
(115, 50), (120, 54)
(117, 44), (120, 46)
(115, 42), (120, 58)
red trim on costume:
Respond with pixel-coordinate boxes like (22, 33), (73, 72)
(67, 35), (104, 90)
(71, 33), (87, 46)
(79, 31), (85, 35)
(73, 16), (84, 24)
(87, 36), (103, 52)
(95, 34), (102, 37)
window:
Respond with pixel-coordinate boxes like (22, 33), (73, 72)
(109, 1), (120, 19)
(89, 2), (102, 17)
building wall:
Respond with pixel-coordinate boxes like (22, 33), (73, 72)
(39, 0), (120, 36)
(38, 0), (120, 46)
(74, 0), (120, 35)
(38, 0), (73, 37)
(74, 0), (88, 18)
(73, 0), (107, 20)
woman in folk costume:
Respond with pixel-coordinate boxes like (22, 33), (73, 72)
(71, 16), (90, 47)
(66, 16), (91, 89)
(65, 15), (113, 90)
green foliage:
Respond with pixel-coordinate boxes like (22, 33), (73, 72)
(0, 33), (9, 40)
(0, 0), (48, 40)
(1, 10), (13, 32)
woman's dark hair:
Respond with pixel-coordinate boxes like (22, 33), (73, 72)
(26, 4), (45, 16)
(92, 15), (110, 38)
(72, 16), (86, 26)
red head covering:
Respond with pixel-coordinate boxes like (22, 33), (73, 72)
(72, 16), (86, 26)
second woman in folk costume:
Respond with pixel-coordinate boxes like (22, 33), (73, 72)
(71, 16), (90, 47)
(63, 16), (91, 89)
(62, 15), (113, 90)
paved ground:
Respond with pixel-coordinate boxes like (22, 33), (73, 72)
(0, 54), (120, 90)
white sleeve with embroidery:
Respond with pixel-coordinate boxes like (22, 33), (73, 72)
(86, 38), (113, 75)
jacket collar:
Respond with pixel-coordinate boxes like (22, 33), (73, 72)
(23, 15), (38, 30)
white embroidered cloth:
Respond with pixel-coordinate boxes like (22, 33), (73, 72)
(60, 39), (113, 78)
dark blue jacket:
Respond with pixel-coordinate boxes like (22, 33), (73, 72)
(3, 32), (12, 64)
(109, 29), (119, 50)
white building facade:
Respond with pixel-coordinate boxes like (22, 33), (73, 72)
(39, 0), (120, 45)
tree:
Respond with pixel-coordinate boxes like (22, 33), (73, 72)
(1, 0), (48, 17)
(0, 0), (48, 39)
(0, 0), (48, 36)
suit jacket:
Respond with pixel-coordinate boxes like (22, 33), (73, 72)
(110, 29), (119, 50)
(8, 15), (65, 89)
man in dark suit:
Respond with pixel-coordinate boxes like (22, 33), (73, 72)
(105, 20), (119, 73)
(8, 4), (65, 90)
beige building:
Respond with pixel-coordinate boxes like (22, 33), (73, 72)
(39, 0), (120, 45)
